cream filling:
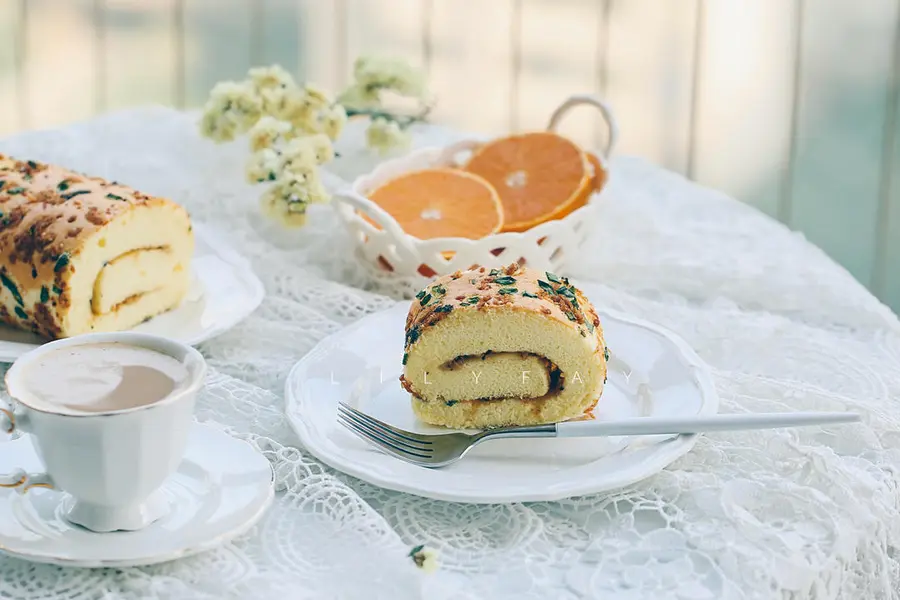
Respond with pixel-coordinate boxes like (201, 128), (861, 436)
(91, 247), (178, 315)
(428, 351), (562, 401)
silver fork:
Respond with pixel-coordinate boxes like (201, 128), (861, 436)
(336, 402), (860, 468)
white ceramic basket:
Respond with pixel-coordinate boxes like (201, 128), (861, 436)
(333, 94), (618, 288)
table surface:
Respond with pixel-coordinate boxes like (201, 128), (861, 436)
(1, 107), (899, 600)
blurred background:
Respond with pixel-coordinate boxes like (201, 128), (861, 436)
(0, 0), (898, 313)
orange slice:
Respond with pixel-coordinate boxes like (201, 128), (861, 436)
(365, 168), (503, 240)
(462, 131), (593, 233)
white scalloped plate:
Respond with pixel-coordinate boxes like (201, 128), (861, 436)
(0, 223), (264, 362)
(285, 282), (718, 504)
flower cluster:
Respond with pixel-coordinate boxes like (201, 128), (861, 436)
(339, 56), (431, 156)
(199, 65), (345, 227)
(198, 57), (430, 227)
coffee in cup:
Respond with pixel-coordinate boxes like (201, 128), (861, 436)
(1, 332), (206, 533)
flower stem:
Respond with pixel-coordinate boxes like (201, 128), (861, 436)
(342, 104), (433, 129)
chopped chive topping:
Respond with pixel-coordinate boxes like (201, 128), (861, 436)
(585, 321), (595, 332)
(493, 276), (516, 285)
(522, 291), (538, 298)
(558, 287), (577, 302)
(31, 267), (37, 279)
(14, 306), (27, 320)
(53, 253), (70, 273)
(408, 545), (425, 557)
(105, 193), (127, 201)
(546, 272), (561, 284)
(604, 347), (610, 361)
(434, 304), (453, 313)
(57, 180), (70, 191)
(537, 280), (556, 294)
(61, 190), (90, 200)
(26, 160), (37, 169)
(470, 278), (477, 284)
(52, 285), (62, 295)
(580, 329), (587, 337)
(39, 286), (49, 303)
(406, 326), (420, 346)
(432, 284), (446, 295)
(419, 293), (432, 306)
(402, 352), (409, 365)
(460, 295), (480, 306)
(0, 181), (5, 190)
(7, 187), (24, 195)
(415, 289), (426, 300)
(488, 268), (501, 276)
(498, 287), (517, 295)
(445, 400), (459, 407)
(0, 272), (23, 306)
(565, 311), (577, 321)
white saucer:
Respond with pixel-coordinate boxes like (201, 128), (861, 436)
(0, 223), (265, 362)
(285, 281), (718, 504)
(0, 422), (274, 568)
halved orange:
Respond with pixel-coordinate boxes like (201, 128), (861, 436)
(365, 168), (503, 240)
(462, 131), (593, 233)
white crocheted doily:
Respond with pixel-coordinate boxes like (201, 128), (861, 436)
(1, 107), (899, 600)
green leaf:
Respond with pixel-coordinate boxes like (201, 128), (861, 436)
(537, 280), (556, 294)
(39, 286), (48, 303)
(61, 190), (90, 200)
(419, 293), (432, 306)
(522, 291), (538, 298)
(498, 287), (517, 295)
(492, 276), (516, 285)
(0, 271), (23, 306)
(408, 544), (425, 558)
(54, 253), (70, 273)
(545, 271), (561, 284)
(105, 193), (127, 202)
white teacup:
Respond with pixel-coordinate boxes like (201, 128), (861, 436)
(0, 332), (207, 533)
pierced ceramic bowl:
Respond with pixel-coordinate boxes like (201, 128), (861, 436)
(332, 94), (618, 292)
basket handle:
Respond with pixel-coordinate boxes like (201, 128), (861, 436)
(547, 94), (618, 159)
(332, 188), (419, 260)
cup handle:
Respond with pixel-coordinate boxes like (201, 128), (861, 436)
(0, 403), (54, 493)
(546, 94), (619, 159)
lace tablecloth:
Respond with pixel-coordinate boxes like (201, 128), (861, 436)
(2, 107), (900, 600)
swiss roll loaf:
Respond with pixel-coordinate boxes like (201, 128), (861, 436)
(0, 154), (194, 339)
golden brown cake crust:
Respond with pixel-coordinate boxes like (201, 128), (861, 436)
(403, 262), (604, 361)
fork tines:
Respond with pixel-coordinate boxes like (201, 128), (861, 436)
(337, 403), (434, 460)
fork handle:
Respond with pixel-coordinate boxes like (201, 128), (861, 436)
(555, 411), (860, 437)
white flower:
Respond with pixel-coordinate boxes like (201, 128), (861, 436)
(366, 117), (409, 155)
(320, 104), (347, 141)
(248, 116), (292, 152)
(353, 55), (426, 98)
(409, 545), (438, 574)
(302, 83), (333, 111)
(337, 83), (381, 110)
(245, 148), (281, 184)
(258, 85), (310, 123)
(259, 170), (330, 228)
(248, 64), (296, 91)
(199, 80), (264, 141)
